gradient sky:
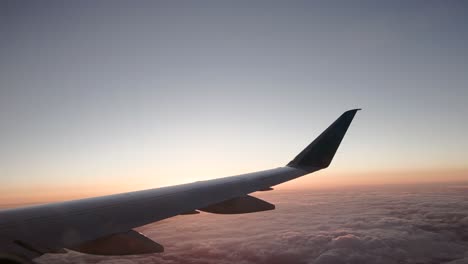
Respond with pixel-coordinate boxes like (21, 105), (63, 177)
(1, 1), (467, 204)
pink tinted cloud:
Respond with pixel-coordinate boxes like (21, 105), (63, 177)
(37, 184), (468, 264)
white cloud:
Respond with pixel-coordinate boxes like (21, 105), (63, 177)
(37, 184), (468, 264)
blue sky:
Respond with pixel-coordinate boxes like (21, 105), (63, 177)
(1, 1), (467, 202)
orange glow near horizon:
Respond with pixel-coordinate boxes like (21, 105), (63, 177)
(278, 167), (468, 189)
(1, 168), (467, 208)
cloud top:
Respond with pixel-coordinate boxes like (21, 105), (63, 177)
(38, 184), (468, 264)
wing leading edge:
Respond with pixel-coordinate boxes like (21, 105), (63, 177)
(0, 109), (360, 262)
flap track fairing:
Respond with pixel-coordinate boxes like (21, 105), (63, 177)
(199, 195), (274, 214)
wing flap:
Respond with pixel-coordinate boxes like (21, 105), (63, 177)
(199, 195), (274, 214)
(69, 230), (163, 256)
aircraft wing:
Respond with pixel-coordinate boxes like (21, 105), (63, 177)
(0, 109), (360, 263)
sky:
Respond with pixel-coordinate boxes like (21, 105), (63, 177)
(1, 1), (468, 204)
(37, 184), (468, 264)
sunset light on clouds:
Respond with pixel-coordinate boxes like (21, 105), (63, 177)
(1, 2), (468, 263)
(38, 185), (468, 264)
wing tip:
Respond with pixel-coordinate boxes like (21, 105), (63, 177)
(287, 108), (360, 171)
(345, 108), (362, 114)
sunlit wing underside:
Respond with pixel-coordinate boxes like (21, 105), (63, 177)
(0, 109), (360, 263)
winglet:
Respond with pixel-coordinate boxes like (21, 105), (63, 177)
(287, 109), (360, 171)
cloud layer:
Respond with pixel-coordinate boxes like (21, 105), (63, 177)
(37, 184), (468, 264)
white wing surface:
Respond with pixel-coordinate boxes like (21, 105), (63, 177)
(0, 109), (360, 263)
